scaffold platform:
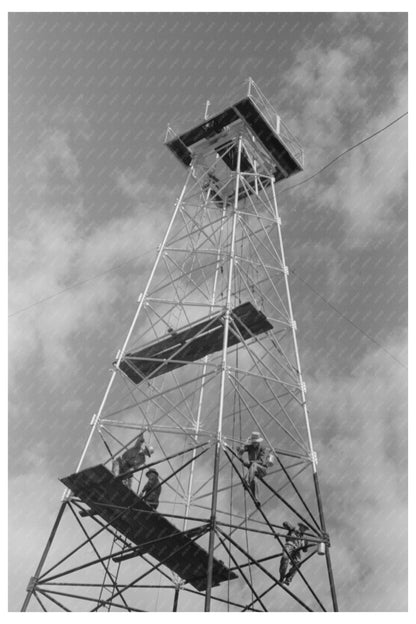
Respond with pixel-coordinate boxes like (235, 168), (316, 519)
(118, 301), (273, 384)
(61, 464), (237, 591)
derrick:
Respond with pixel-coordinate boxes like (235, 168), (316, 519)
(22, 79), (337, 613)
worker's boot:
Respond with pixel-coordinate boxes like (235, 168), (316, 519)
(284, 562), (298, 585)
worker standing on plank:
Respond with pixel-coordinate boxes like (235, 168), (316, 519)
(279, 521), (309, 585)
(113, 432), (154, 488)
(237, 431), (269, 506)
(139, 468), (162, 511)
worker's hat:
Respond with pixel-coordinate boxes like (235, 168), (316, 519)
(146, 468), (159, 477)
(247, 431), (263, 443)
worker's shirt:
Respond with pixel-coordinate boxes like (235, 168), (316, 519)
(142, 480), (161, 505)
(241, 443), (267, 465)
(285, 529), (306, 555)
(121, 445), (151, 467)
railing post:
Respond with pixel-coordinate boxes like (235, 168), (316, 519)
(247, 76), (253, 97)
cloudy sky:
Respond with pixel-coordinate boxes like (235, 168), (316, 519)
(8, 12), (407, 612)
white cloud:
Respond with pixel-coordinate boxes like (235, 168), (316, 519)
(8, 468), (63, 611)
(317, 76), (407, 247)
(9, 120), (168, 381)
(276, 37), (407, 248)
(307, 333), (407, 610)
(24, 129), (80, 197)
(278, 37), (376, 150)
(78, 212), (161, 273)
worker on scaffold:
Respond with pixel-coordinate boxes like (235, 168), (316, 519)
(139, 468), (162, 511)
(113, 431), (154, 488)
(279, 521), (309, 585)
(237, 431), (269, 506)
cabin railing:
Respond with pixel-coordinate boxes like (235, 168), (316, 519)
(165, 78), (304, 170)
(247, 78), (304, 168)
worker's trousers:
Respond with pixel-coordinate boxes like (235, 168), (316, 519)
(279, 548), (301, 583)
(246, 462), (267, 498)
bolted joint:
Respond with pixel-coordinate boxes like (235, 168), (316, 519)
(291, 319), (297, 331)
(301, 380), (307, 393)
(310, 450), (318, 465)
(283, 265), (289, 276)
(26, 576), (38, 592)
(61, 488), (72, 502)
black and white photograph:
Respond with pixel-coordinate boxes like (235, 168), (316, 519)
(8, 9), (408, 613)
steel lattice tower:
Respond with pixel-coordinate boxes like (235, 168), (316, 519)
(22, 79), (338, 612)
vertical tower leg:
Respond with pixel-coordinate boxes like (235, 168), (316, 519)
(204, 136), (243, 612)
(172, 586), (180, 611)
(313, 472), (339, 611)
(270, 179), (338, 612)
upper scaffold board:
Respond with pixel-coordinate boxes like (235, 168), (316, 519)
(118, 301), (273, 384)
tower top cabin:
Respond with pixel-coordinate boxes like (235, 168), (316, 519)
(165, 79), (304, 205)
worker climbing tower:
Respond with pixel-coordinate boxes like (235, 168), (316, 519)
(22, 79), (338, 612)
